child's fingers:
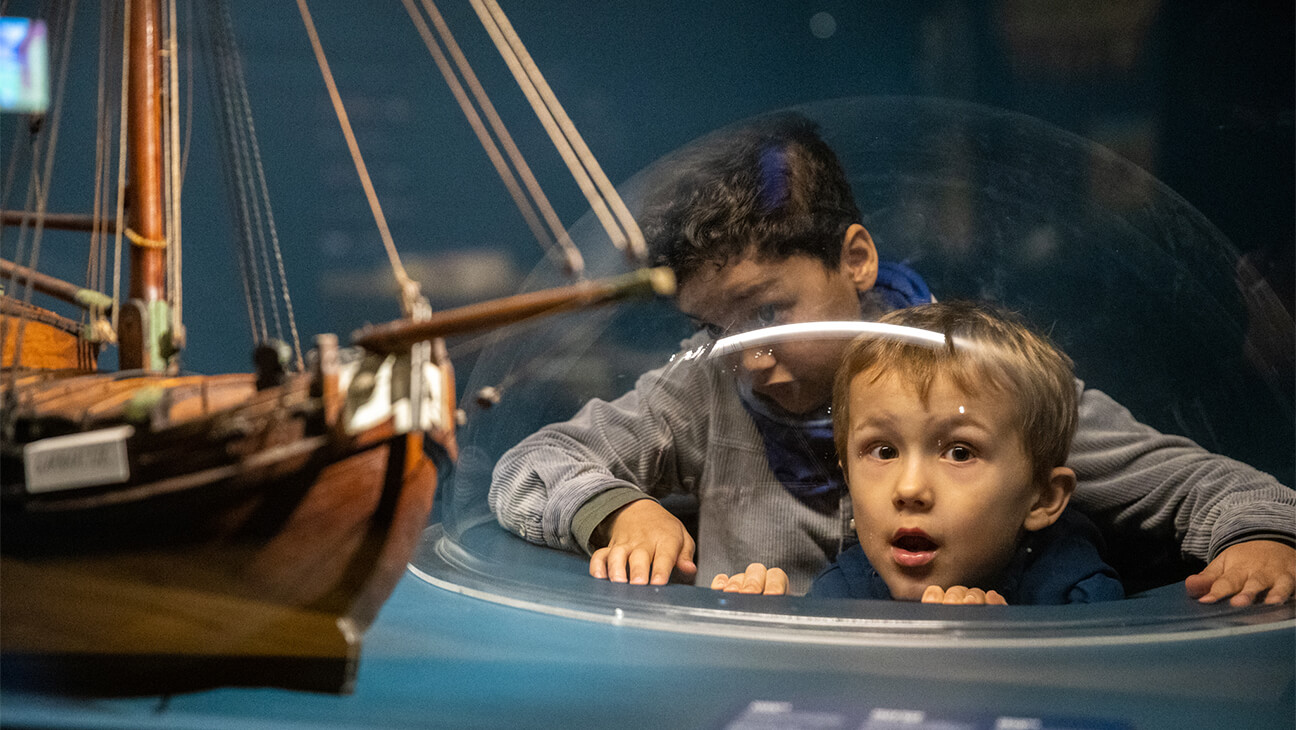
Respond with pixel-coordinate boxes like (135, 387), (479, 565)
(921, 585), (945, 603)
(603, 544), (633, 583)
(1263, 573), (1295, 605)
(728, 563), (789, 595)
(1184, 564), (1222, 598)
(1194, 574), (1242, 604)
(937, 586), (969, 604)
(739, 563), (769, 594)
(922, 586), (1005, 605)
(1187, 541), (1296, 605)
(763, 567), (789, 595)
(722, 573), (747, 592)
(674, 537), (698, 579)
(594, 501), (695, 587)
(627, 546), (654, 585)
(649, 542), (680, 585)
(594, 538), (692, 586)
(1227, 575), (1273, 607)
(709, 564), (781, 594)
(939, 586), (987, 604)
(589, 547), (610, 580)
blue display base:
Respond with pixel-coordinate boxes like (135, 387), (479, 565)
(2, 521), (1293, 729)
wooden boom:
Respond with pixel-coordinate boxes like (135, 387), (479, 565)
(351, 266), (675, 353)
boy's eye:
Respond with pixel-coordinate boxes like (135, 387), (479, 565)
(865, 444), (898, 460)
(943, 444), (975, 462)
(692, 320), (726, 339)
(755, 303), (778, 326)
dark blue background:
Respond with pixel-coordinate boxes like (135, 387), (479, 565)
(6, 1), (1289, 369)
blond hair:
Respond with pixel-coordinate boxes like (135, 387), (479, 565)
(832, 301), (1078, 487)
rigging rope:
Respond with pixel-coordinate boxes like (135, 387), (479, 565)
(469, 0), (646, 262)
(0, 103), (25, 216)
(111, 0), (130, 335)
(87, 0), (118, 336)
(206, 9), (269, 346)
(221, 2), (303, 368)
(403, 0), (583, 277)
(293, 0), (651, 329)
(164, 0), (185, 349)
(296, 0), (421, 317)
(228, 39), (278, 345)
(207, 0), (304, 368)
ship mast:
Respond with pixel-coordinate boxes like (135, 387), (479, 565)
(118, 0), (173, 372)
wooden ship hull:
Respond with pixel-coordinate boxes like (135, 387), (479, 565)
(0, 0), (454, 692)
(2, 299), (100, 371)
(1, 0), (669, 696)
(0, 356), (446, 693)
(0, 266), (669, 694)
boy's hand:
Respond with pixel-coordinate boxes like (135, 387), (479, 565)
(709, 563), (789, 595)
(1185, 540), (1296, 606)
(921, 586), (1008, 605)
(589, 499), (697, 586)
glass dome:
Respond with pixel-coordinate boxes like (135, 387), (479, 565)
(414, 96), (1294, 637)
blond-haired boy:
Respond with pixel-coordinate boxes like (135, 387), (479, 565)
(716, 301), (1124, 603)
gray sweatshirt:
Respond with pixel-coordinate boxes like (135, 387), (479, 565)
(489, 347), (1295, 595)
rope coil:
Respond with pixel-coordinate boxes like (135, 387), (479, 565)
(124, 227), (167, 249)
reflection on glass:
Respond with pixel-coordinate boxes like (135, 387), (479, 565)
(708, 322), (946, 359)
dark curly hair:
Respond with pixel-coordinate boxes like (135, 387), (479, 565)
(639, 112), (861, 287)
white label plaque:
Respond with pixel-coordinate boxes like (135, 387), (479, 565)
(23, 425), (134, 493)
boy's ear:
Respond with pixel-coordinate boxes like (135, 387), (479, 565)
(841, 223), (879, 293)
(1023, 466), (1075, 532)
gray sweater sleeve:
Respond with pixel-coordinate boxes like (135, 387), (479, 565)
(488, 361), (712, 554)
(1068, 382), (1295, 564)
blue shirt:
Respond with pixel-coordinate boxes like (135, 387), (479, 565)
(810, 508), (1125, 604)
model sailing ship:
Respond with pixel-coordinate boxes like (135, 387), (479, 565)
(0, 0), (668, 694)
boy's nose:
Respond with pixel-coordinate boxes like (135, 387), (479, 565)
(892, 466), (932, 511)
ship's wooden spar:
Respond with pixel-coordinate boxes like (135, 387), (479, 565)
(0, 211), (119, 234)
(1, 258), (115, 310)
(353, 267), (674, 353)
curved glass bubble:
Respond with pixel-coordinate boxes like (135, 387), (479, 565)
(419, 96), (1294, 636)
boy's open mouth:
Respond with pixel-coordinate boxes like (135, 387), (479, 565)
(890, 531), (938, 568)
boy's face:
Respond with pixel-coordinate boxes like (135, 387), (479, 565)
(842, 371), (1049, 600)
(675, 228), (877, 414)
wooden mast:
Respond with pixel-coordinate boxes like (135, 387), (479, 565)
(119, 0), (170, 372)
